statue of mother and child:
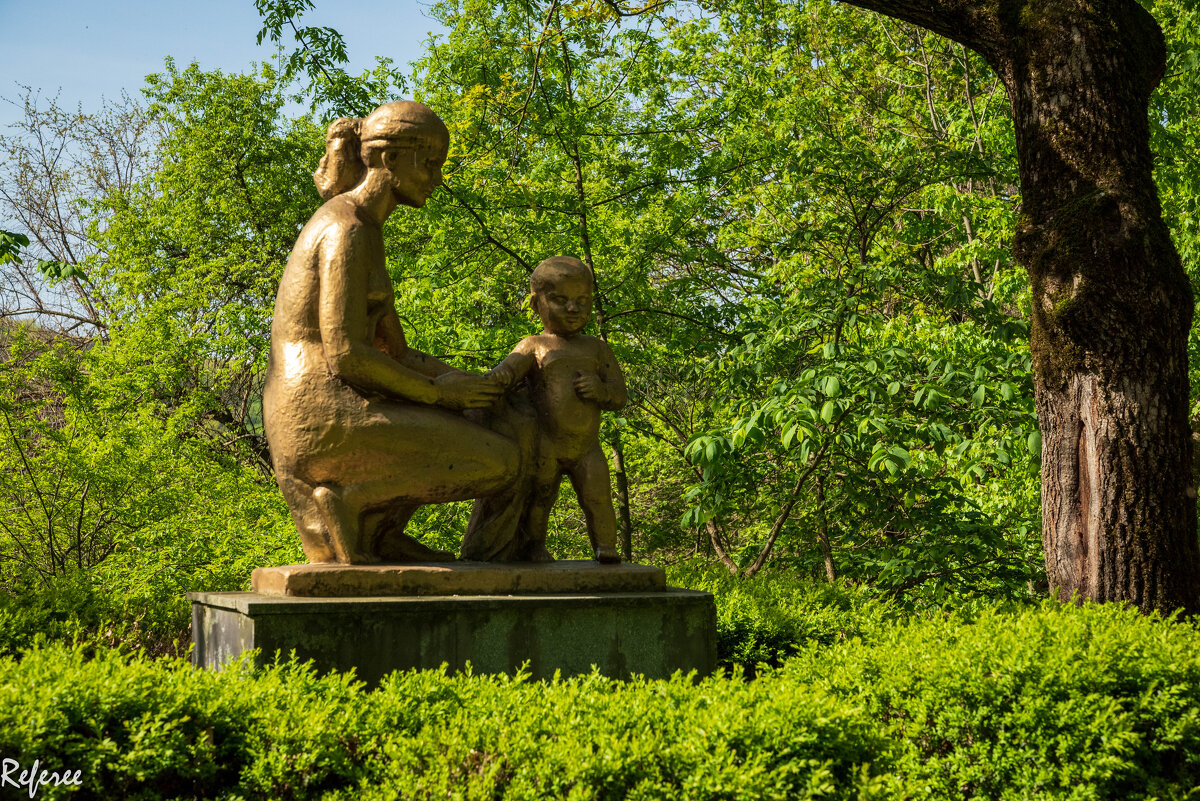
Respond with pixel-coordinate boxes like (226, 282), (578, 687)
(263, 101), (626, 567)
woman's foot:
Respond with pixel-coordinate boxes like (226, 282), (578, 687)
(378, 532), (456, 563)
(525, 542), (556, 562)
(313, 485), (378, 564)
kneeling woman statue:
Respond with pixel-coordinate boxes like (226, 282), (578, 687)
(263, 101), (520, 564)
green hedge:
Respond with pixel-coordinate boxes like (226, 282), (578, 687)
(2, 601), (1198, 800)
(0, 576), (191, 658)
(667, 563), (904, 672)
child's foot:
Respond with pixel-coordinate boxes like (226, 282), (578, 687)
(594, 545), (621, 564)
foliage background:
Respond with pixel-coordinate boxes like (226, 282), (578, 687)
(0, 0), (1194, 647)
(0, 1), (1199, 797)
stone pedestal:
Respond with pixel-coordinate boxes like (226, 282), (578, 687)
(190, 562), (716, 683)
(250, 560), (667, 597)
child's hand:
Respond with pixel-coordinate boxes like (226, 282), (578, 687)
(574, 372), (606, 402)
(487, 352), (534, 390)
(484, 366), (512, 389)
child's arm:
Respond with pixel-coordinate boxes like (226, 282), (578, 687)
(573, 340), (627, 410)
(485, 340), (535, 390)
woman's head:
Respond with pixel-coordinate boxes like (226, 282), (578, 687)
(360, 101), (448, 157)
(312, 101), (449, 204)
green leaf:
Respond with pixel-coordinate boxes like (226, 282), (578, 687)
(0, 230), (30, 265)
(782, 423), (799, 449)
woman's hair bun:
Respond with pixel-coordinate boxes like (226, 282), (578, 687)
(313, 117), (366, 200)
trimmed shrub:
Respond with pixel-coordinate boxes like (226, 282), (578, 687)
(0, 648), (887, 800)
(1, 601), (1198, 799)
(797, 602), (1200, 798)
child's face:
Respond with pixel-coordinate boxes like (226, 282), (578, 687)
(534, 273), (593, 337)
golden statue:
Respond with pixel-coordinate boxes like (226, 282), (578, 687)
(472, 257), (626, 563)
(263, 101), (520, 564)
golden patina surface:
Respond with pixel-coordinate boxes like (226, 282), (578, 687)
(264, 104), (629, 568)
(264, 101), (515, 565)
(464, 257), (627, 563)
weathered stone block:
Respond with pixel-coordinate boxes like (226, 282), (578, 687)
(189, 588), (716, 684)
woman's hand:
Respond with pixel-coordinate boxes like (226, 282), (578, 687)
(434, 371), (506, 410)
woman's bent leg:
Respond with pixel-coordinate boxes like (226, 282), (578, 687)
(294, 403), (520, 562)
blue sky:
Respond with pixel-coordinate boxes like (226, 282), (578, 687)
(0, 0), (445, 128)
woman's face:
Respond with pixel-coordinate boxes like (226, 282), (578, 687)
(387, 137), (448, 208)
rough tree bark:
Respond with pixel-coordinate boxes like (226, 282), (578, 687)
(839, 0), (1200, 614)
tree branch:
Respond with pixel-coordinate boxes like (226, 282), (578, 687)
(440, 185), (534, 273)
(836, 0), (999, 63)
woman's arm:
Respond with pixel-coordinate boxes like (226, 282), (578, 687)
(317, 225), (501, 409)
(377, 309), (457, 378)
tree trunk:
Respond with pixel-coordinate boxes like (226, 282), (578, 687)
(816, 477), (836, 583)
(609, 431), (634, 561)
(840, 0), (1200, 614)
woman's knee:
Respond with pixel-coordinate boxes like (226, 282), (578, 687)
(475, 431), (520, 485)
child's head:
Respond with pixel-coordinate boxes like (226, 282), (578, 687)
(529, 256), (594, 337)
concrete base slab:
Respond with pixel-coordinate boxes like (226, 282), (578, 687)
(251, 560), (665, 597)
(189, 589), (716, 684)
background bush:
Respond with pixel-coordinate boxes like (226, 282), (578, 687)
(668, 563), (902, 673)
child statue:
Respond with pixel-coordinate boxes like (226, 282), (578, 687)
(484, 256), (627, 563)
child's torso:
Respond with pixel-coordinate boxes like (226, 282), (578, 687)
(526, 335), (603, 458)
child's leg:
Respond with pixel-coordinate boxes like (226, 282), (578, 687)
(568, 443), (621, 563)
(520, 453), (563, 562)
